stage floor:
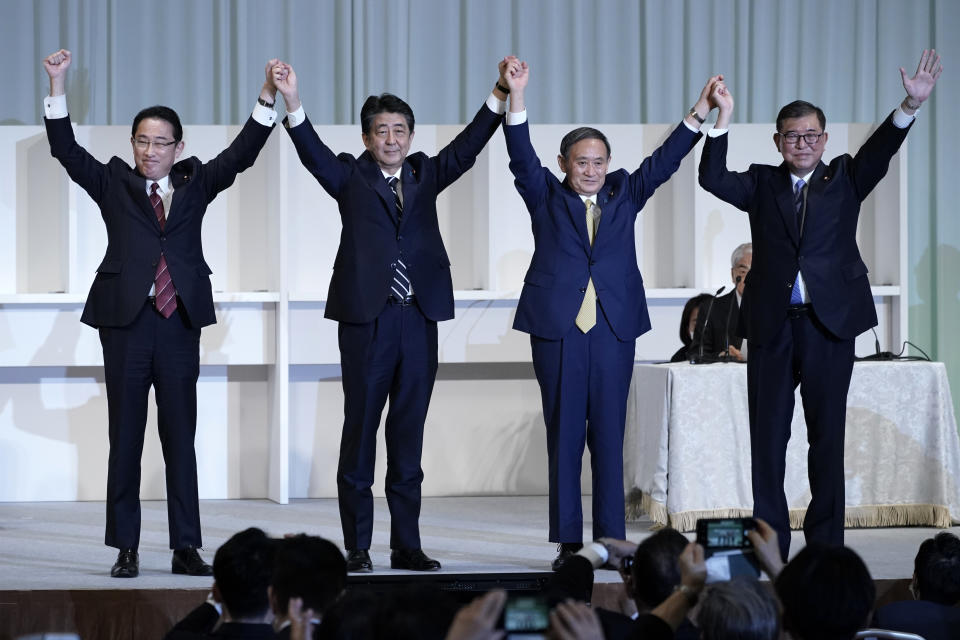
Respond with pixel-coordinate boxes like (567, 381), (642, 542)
(1, 496), (957, 590)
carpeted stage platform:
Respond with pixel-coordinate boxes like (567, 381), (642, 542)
(1, 497), (957, 639)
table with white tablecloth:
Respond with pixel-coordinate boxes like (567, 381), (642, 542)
(623, 360), (960, 531)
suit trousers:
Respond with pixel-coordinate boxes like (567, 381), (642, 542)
(747, 305), (854, 561)
(100, 298), (202, 550)
(531, 310), (635, 543)
(337, 300), (438, 551)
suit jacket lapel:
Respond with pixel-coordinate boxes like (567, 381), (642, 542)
(127, 171), (162, 232)
(359, 151), (399, 223)
(562, 182), (591, 255)
(801, 163), (829, 241)
(165, 167), (193, 232)
(773, 165), (800, 248)
(399, 163), (418, 230)
(591, 184), (615, 251)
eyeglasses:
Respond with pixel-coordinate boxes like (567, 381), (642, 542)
(778, 131), (824, 145)
(132, 138), (179, 150)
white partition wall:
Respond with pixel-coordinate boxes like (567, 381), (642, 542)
(0, 122), (908, 503)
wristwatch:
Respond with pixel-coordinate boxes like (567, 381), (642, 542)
(674, 583), (700, 605)
(687, 107), (705, 124)
(258, 96), (275, 108)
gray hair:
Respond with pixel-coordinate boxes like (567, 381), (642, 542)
(731, 242), (753, 268)
(696, 577), (780, 640)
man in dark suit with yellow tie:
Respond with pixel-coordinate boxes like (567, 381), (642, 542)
(42, 49), (279, 578)
(698, 50), (942, 560)
(501, 57), (722, 569)
(272, 59), (510, 572)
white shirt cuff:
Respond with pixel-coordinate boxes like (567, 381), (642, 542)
(576, 542), (609, 569)
(252, 102), (278, 126)
(892, 105), (916, 129)
(708, 127), (728, 137)
(44, 94), (68, 119)
(682, 119), (700, 133)
(286, 105), (307, 128)
(486, 92), (507, 115)
(506, 109), (527, 126)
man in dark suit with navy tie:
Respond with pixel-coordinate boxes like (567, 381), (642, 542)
(42, 49), (279, 578)
(500, 57), (722, 569)
(698, 50), (942, 560)
(272, 60), (509, 572)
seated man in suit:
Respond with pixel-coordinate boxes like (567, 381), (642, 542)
(42, 49), (278, 578)
(872, 532), (960, 640)
(271, 58), (510, 572)
(689, 242), (751, 362)
(500, 56), (722, 569)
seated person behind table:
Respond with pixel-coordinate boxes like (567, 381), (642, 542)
(871, 531), (960, 640)
(670, 294), (712, 362)
(689, 242), (752, 361)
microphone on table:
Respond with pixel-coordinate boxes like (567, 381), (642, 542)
(693, 285), (726, 364)
(859, 326), (896, 361)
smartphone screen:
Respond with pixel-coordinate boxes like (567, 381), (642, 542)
(502, 595), (549, 633)
(698, 517), (755, 548)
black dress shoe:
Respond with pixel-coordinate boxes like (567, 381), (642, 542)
(346, 549), (373, 573)
(111, 548), (139, 578)
(551, 542), (583, 571)
(172, 546), (213, 576)
(390, 548), (441, 571)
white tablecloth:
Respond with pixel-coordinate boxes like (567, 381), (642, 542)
(624, 361), (960, 531)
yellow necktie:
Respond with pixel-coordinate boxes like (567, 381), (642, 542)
(575, 199), (599, 333)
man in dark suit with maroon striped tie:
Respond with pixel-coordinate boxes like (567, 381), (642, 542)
(42, 49), (279, 578)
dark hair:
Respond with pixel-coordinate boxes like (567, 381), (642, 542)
(680, 293), (713, 347)
(776, 100), (826, 133)
(559, 127), (611, 160)
(271, 534), (347, 615)
(775, 543), (875, 640)
(631, 528), (689, 609)
(697, 577), (780, 640)
(213, 527), (277, 619)
(131, 105), (183, 141)
(360, 93), (415, 135)
(914, 531), (960, 605)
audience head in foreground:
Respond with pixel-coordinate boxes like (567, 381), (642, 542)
(213, 527), (278, 623)
(775, 543), (875, 640)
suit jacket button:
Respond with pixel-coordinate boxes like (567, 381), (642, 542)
(391, 262), (396, 269)
(590, 260), (596, 266)
(579, 287), (587, 293)
(152, 261), (158, 267)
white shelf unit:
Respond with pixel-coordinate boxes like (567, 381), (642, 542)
(0, 121), (907, 504)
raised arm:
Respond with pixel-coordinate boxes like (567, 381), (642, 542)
(273, 61), (300, 113)
(685, 74), (723, 130)
(260, 57), (280, 107)
(711, 79), (734, 130)
(43, 49), (71, 97)
(504, 56), (528, 113)
(899, 48), (942, 115)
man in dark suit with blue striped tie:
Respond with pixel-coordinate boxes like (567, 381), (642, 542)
(698, 50), (942, 561)
(273, 59), (510, 572)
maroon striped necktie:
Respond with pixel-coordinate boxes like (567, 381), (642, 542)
(150, 182), (177, 318)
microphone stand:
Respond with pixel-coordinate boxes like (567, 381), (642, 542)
(693, 285), (726, 364)
(721, 276), (742, 363)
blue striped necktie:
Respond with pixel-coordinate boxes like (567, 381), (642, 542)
(387, 177), (410, 301)
(790, 179), (806, 304)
